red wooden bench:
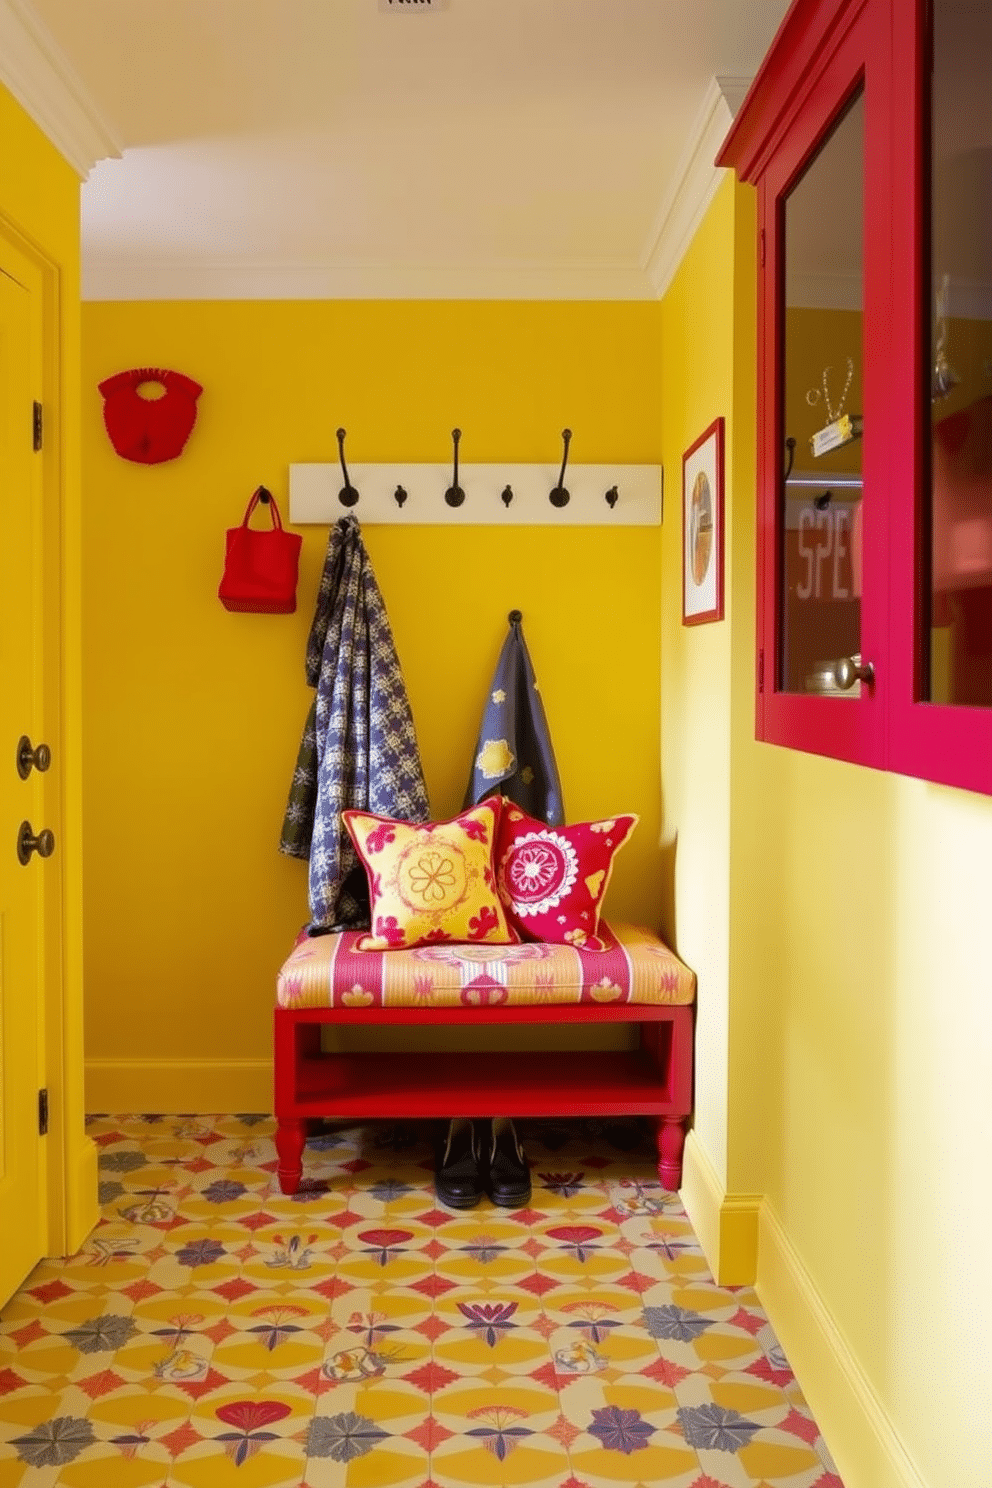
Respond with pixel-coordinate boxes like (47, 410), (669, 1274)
(273, 923), (695, 1196)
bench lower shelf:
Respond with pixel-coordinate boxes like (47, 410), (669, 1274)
(274, 1002), (694, 1197)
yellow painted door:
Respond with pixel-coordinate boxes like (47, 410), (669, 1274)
(0, 256), (47, 1305)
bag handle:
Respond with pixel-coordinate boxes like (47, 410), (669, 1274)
(241, 486), (284, 530)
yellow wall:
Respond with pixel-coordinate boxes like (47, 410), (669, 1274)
(80, 299), (665, 1109)
(659, 176), (739, 1187)
(0, 83), (98, 1253)
(664, 175), (991, 1488)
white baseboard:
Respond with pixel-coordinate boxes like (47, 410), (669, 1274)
(757, 1201), (930, 1488)
(86, 1059), (272, 1115)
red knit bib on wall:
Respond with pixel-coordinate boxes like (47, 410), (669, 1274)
(98, 368), (202, 464)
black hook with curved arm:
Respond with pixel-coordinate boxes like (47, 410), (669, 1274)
(445, 428), (465, 507)
(550, 428), (572, 508)
(336, 428), (359, 508)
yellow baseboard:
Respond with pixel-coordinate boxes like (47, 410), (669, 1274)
(757, 1201), (929, 1488)
(86, 1059), (272, 1115)
(679, 1129), (760, 1284)
(63, 1133), (99, 1255)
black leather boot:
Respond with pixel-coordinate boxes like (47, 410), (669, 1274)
(488, 1117), (531, 1208)
(435, 1119), (485, 1209)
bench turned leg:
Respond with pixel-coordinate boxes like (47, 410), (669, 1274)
(656, 1117), (686, 1191)
(275, 1119), (307, 1195)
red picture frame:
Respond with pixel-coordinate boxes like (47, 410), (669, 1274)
(682, 418), (725, 625)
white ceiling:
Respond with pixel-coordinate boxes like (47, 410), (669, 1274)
(9, 0), (792, 300)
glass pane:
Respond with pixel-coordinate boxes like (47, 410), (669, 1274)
(780, 91), (864, 696)
(928, 0), (992, 707)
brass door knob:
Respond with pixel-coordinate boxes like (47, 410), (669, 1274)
(833, 655), (875, 690)
(17, 821), (55, 865)
(16, 736), (52, 779)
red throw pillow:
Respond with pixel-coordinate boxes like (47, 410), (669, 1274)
(495, 805), (638, 951)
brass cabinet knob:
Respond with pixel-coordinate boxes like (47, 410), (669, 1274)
(17, 821), (55, 865)
(833, 655), (875, 690)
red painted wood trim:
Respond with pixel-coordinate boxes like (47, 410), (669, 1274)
(754, 4), (886, 766)
(718, 0), (870, 182)
(273, 999), (695, 1194)
(737, 0), (990, 791)
(884, 0), (992, 793)
(275, 1001), (684, 1027)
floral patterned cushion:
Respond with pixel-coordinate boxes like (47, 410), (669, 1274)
(276, 921), (696, 1009)
(494, 805), (638, 951)
(343, 799), (516, 952)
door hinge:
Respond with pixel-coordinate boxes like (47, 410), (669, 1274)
(759, 228), (766, 268)
(38, 1087), (49, 1136)
(32, 401), (43, 452)
(758, 648), (765, 692)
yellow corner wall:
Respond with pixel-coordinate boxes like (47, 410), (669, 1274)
(662, 175), (991, 1488)
(0, 83), (98, 1253)
(659, 175), (738, 1181)
(80, 299), (664, 1109)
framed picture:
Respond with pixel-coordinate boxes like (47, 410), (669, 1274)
(682, 417), (725, 624)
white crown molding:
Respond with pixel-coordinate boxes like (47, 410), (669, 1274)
(81, 256), (658, 303)
(0, 0), (120, 178)
(642, 75), (752, 300)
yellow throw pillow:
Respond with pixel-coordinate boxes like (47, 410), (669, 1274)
(343, 799), (517, 952)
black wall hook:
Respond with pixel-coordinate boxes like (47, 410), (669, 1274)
(445, 428), (465, 507)
(605, 485), (619, 509)
(550, 428), (572, 508)
(336, 428), (359, 508)
(394, 485), (408, 509)
(257, 486), (272, 504)
(501, 485), (514, 508)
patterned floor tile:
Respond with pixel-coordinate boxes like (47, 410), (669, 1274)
(0, 1116), (842, 1487)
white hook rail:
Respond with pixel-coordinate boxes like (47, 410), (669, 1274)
(289, 461), (662, 526)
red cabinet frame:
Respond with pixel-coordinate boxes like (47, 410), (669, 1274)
(720, 0), (992, 796)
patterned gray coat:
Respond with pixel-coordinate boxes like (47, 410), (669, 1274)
(279, 516), (429, 929)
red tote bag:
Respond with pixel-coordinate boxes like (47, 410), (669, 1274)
(218, 487), (303, 614)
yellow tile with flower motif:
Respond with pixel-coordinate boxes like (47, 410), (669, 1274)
(711, 1379), (793, 1414)
(738, 1440), (824, 1477)
(603, 1380), (681, 1414)
(430, 1442), (568, 1487)
(58, 1458), (169, 1488)
(169, 1450), (302, 1488)
(86, 1394), (197, 1429)
(345, 1445), (426, 1487)
(692, 1330), (763, 1363)
(569, 1443), (698, 1482)
(431, 1382), (559, 1422)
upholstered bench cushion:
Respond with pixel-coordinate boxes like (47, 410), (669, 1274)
(276, 921), (695, 1011)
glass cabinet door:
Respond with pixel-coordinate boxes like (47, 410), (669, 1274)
(780, 90), (864, 698)
(927, 0), (992, 710)
(720, 0), (992, 792)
